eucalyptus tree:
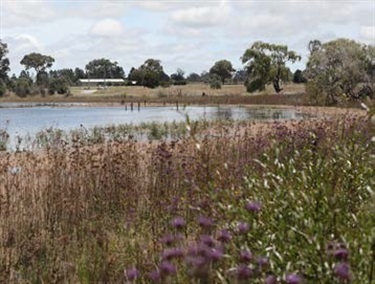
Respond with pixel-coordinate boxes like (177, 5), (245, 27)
(0, 40), (10, 95)
(306, 38), (373, 104)
(209, 60), (235, 84)
(0, 40), (10, 81)
(20, 53), (55, 86)
(242, 41), (301, 93)
(85, 58), (124, 79)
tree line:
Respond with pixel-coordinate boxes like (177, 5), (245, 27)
(0, 38), (373, 104)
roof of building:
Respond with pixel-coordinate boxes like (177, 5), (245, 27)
(79, 79), (125, 83)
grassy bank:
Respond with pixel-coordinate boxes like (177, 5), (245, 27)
(0, 113), (373, 283)
(0, 83), (308, 106)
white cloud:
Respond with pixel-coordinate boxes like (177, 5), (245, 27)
(171, 1), (232, 28)
(67, 1), (130, 19)
(2, 0), (56, 28)
(3, 34), (45, 74)
(90, 19), (125, 37)
(360, 26), (375, 43)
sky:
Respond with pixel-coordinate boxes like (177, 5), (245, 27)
(1, 0), (374, 77)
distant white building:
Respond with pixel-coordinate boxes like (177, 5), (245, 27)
(79, 78), (125, 86)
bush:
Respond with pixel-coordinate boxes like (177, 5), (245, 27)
(0, 79), (6, 97)
(48, 78), (69, 95)
(15, 78), (31, 97)
(210, 75), (222, 89)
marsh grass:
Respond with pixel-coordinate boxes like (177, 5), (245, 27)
(0, 113), (373, 283)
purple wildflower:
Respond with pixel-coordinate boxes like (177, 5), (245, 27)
(160, 234), (175, 246)
(334, 248), (349, 261)
(334, 262), (351, 281)
(124, 267), (139, 281)
(257, 256), (269, 269)
(170, 217), (186, 229)
(199, 234), (216, 248)
(198, 216), (214, 229)
(149, 270), (161, 283)
(159, 261), (176, 276)
(245, 201), (262, 213)
(265, 274), (277, 284)
(286, 274), (303, 284)
(217, 229), (232, 243)
(209, 248), (223, 262)
(186, 255), (209, 278)
(161, 247), (184, 261)
(236, 264), (253, 280)
(239, 249), (253, 263)
(237, 222), (250, 234)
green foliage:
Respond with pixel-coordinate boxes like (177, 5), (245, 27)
(293, 69), (307, 84)
(209, 74), (222, 89)
(209, 59), (235, 84)
(20, 52), (55, 74)
(36, 71), (49, 87)
(306, 38), (373, 105)
(0, 40), (10, 81)
(0, 79), (6, 97)
(171, 68), (187, 85)
(242, 41), (301, 93)
(186, 72), (201, 82)
(15, 77), (32, 97)
(48, 77), (70, 95)
(49, 68), (78, 85)
(85, 58), (124, 79)
(128, 59), (169, 88)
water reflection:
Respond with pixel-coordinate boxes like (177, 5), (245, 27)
(0, 105), (309, 150)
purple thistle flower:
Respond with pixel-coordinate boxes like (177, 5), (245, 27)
(160, 234), (175, 246)
(199, 234), (216, 248)
(239, 249), (253, 263)
(186, 255), (209, 278)
(334, 248), (349, 261)
(149, 270), (161, 283)
(198, 216), (214, 228)
(217, 229), (232, 243)
(286, 274), (303, 284)
(236, 264), (253, 280)
(245, 201), (262, 213)
(124, 267), (139, 281)
(170, 217), (186, 229)
(209, 248), (223, 262)
(159, 261), (177, 276)
(161, 247), (184, 261)
(334, 262), (351, 281)
(265, 274), (277, 284)
(257, 256), (269, 269)
(237, 222), (250, 234)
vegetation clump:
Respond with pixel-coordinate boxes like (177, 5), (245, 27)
(0, 114), (373, 283)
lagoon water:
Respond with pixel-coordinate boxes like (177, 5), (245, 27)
(0, 104), (307, 149)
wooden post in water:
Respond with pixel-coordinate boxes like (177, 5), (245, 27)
(125, 104), (127, 111)
(176, 101), (179, 111)
(138, 102), (140, 112)
(131, 102), (133, 112)
(144, 100), (146, 107)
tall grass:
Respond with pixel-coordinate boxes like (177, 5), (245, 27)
(0, 114), (373, 283)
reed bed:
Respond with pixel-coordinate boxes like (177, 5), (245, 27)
(0, 113), (373, 283)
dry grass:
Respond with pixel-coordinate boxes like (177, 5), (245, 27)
(0, 111), (373, 283)
(1, 83), (307, 105)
